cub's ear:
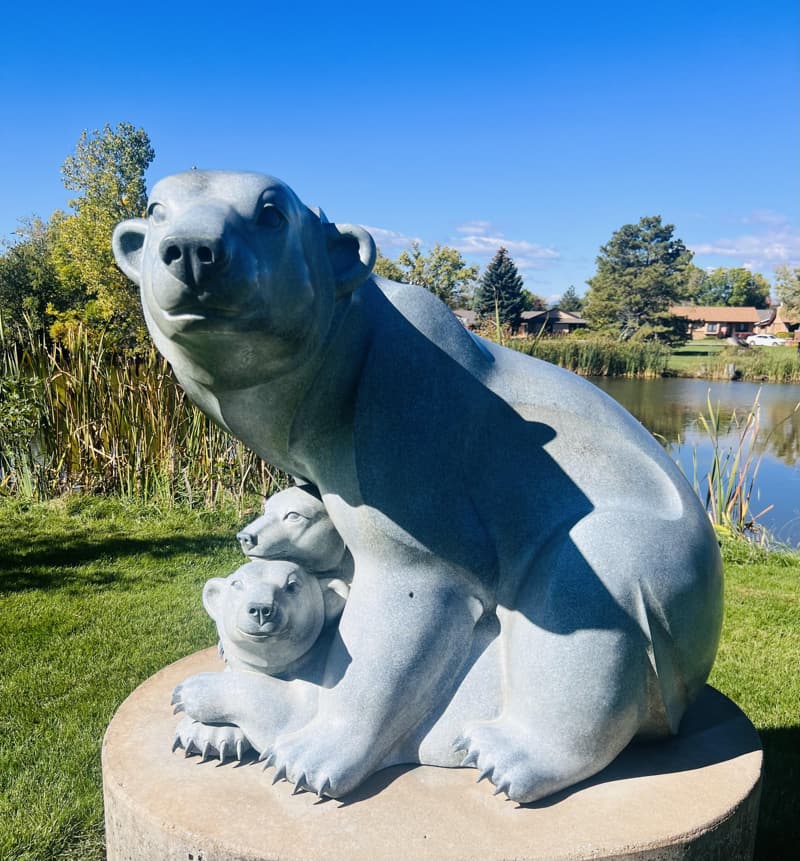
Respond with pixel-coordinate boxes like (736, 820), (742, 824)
(320, 577), (350, 624)
(202, 577), (228, 621)
(325, 223), (376, 298)
(112, 218), (148, 285)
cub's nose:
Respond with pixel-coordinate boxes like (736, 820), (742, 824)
(247, 602), (274, 627)
(158, 234), (228, 289)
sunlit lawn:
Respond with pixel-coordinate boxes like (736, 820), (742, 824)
(1, 497), (798, 860)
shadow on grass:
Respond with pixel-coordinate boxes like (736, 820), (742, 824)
(0, 534), (236, 593)
(755, 725), (800, 861)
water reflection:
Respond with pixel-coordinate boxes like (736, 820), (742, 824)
(590, 378), (800, 546)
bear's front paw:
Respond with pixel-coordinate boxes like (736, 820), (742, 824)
(173, 715), (252, 762)
(172, 672), (230, 724)
(260, 717), (374, 798)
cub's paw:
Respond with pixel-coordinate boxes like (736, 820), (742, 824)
(173, 715), (251, 763)
(171, 672), (228, 724)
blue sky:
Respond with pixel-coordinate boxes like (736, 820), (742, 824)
(1, 0), (797, 303)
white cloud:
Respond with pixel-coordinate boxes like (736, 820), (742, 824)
(455, 220), (491, 235)
(362, 225), (422, 251)
(741, 210), (790, 227)
(453, 233), (560, 271)
(690, 223), (800, 270)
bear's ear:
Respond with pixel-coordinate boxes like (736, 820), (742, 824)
(324, 223), (376, 298)
(202, 577), (227, 620)
(112, 218), (148, 285)
(320, 577), (350, 624)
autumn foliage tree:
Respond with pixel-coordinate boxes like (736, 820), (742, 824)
(50, 122), (154, 347)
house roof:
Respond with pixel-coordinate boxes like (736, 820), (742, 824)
(452, 308), (478, 326)
(521, 308), (587, 324)
(669, 305), (766, 323)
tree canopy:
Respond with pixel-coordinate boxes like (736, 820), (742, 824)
(557, 285), (583, 313)
(473, 247), (525, 330)
(775, 265), (800, 322)
(50, 122), (155, 347)
(583, 215), (692, 342)
(689, 267), (771, 307)
(374, 241), (478, 308)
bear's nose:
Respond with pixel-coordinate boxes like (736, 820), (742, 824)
(158, 234), (228, 290)
(247, 602), (274, 627)
(236, 530), (257, 551)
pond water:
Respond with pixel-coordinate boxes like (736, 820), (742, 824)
(590, 377), (800, 548)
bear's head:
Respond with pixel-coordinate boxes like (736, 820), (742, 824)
(236, 485), (347, 573)
(203, 559), (348, 675)
(111, 171), (376, 390)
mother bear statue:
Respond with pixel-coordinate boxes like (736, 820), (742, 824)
(112, 170), (723, 803)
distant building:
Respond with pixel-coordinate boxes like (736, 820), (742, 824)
(669, 306), (776, 340)
(518, 308), (588, 337)
(452, 308), (478, 330)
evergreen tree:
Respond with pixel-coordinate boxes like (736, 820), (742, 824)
(558, 285), (583, 313)
(583, 215), (692, 342)
(473, 247), (525, 329)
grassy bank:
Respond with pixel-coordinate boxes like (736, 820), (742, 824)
(669, 340), (800, 382)
(1, 497), (798, 860)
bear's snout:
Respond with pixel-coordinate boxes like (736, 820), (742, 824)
(246, 600), (278, 629)
(158, 232), (229, 291)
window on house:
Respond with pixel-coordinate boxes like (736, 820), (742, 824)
(706, 323), (718, 334)
(734, 323), (750, 332)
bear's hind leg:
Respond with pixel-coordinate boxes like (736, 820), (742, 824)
(458, 514), (661, 803)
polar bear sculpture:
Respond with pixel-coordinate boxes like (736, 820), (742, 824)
(113, 171), (723, 803)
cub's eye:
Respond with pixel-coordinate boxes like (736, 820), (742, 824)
(230, 579), (243, 590)
(147, 202), (167, 224)
(285, 578), (301, 594)
(257, 204), (286, 229)
(283, 511), (308, 524)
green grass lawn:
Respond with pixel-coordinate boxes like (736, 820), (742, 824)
(1, 497), (798, 860)
(668, 339), (729, 375)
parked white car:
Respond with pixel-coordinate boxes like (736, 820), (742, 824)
(746, 334), (783, 347)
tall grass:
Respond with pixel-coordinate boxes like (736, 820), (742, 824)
(0, 318), (286, 506)
(513, 336), (670, 378)
(685, 390), (773, 542)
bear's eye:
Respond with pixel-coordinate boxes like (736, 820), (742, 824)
(257, 204), (286, 230)
(285, 578), (301, 594)
(230, 579), (243, 590)
(147, 202), (167, 224)
(283, 511), (308, 524)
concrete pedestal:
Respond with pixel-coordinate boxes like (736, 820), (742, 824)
(103, 649), (762, 861)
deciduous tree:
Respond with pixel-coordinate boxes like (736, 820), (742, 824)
(377, 242), (478, 308)
(583, 215), (692, 342)
(50, 122), (154, 347)
(690, 267), (771, 307)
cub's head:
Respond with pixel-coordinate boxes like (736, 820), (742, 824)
(203, 559), (347, 675)
(236, 485), (346, 573)
(112, 171), (376, 389)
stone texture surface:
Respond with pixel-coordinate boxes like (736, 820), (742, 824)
(112, 171), (725, 803)
(104, 650), (762, 861)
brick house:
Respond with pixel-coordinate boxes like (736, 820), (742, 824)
(669, 306), (776, 340)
